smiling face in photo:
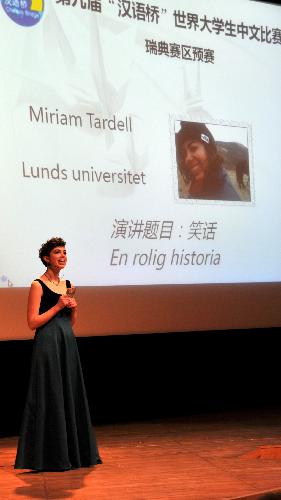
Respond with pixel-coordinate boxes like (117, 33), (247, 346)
(181, 140), (209, 186)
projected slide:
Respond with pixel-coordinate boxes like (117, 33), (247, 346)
(0, 0), (280, 287)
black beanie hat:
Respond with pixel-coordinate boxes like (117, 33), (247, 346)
(176, 121), (217, 158)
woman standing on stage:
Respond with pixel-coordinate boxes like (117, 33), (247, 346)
(15, 237), (102, 471)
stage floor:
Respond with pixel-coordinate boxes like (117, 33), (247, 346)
(1, 409), (281, 500)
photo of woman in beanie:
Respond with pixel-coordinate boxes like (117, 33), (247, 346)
(175, 121), (242, 201)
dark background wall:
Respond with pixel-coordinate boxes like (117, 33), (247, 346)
(1, 328), (280, 437)
(253, 1), (281, 4)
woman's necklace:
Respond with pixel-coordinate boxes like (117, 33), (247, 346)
(44, 271), (60, 286)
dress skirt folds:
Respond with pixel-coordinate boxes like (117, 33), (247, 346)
(14, 280), (102, 471)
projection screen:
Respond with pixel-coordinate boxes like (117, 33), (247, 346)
(0, 0), (280, 339)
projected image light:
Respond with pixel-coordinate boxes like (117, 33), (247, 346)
(0, 275), (13, 288)
(0, 0), (280, 289)
(173, 121), (251, 203)
(1, 0), (44, 27)
(0, 0), (280, 339)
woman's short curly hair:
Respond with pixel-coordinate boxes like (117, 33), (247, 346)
(39, 237), (66, 267)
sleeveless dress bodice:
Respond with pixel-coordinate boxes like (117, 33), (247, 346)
(36, 278), (71, 314)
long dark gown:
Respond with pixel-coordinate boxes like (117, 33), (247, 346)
(14, 279), (102, 471)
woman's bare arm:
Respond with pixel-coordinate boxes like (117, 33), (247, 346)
(67, 288), (78, 326)
(27, 281), (68, 330)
